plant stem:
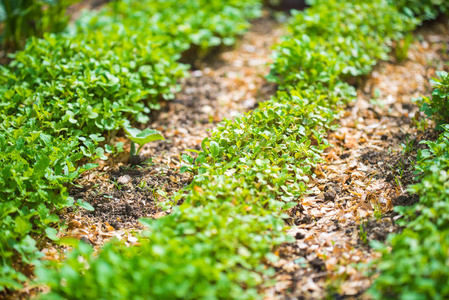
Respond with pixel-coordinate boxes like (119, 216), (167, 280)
(130, 142), (136, 157)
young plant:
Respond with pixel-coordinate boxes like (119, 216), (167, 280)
(359, 221), (368, 244)
(124, 127), (165, 158)
(395, 33), (414, 63)
(373, 204), (382, 221)
(401, 135), (415, 155)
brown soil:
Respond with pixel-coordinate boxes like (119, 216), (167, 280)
(67, 0), (110, 20)
(265, 20), (449, 300)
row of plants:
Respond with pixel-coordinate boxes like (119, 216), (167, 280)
(33, 0), (421, 298)
(74, 0), (261, 57)
(370, 72), (449, 299)
(0, 0), (263, 291)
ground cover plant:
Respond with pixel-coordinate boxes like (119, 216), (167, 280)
(0, 0), (263, 291)
(31, 0), (427, 298)
(370, 72), (449, 299)
(75, 0), (262, 57)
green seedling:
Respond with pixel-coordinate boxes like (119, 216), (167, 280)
(401, 135), (415, 155)
(373, 203), (382, 221)
(411, 114), (429, 131)
(124, 127), (165, 158)
(138, 180), (147, 189)
(370, 88), (386, 108)
(359, 221), (368, 244)
(395, 33), (413, 63)
(111, 179), (123, 190)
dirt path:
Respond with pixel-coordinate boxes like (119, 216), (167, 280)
(43, 13), (286, 253)
(266, 20), (449, 299)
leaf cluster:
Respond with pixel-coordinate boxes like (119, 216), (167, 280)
(75, 0), (262, 57)
(268, 0), (417, 89)
(417, 71), (449, 130)
(390, 0), (449, 21)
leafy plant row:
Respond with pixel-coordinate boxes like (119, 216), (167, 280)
(370, 72), (449, 299)
(0, 0), (262, 291)
(34, 0), (420, 298)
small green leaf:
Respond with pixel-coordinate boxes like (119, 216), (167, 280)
(185, 149), (201, 154)
(15, 216), (31, 235)
(96, 147), (108, 160)
(105, 144), (113, 153)
(76, 199), (94, 211)
(210, 141), (220, 158)
(180, 165), (190, 173)
(157, 189), (167, 198)
(80, 163), (99, 172)
(116, 142), (124, 153)
(45, 228), (59, 241)
(124, 127), (165, 146)
(181, 154), (194, 164)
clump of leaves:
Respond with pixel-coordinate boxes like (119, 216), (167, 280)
(390, 0), (449, 21)
(359, 221), (368, 244)
(417, 71), (449, 130)
(373, 204), (382, 221)
(268, 0), (417, 89)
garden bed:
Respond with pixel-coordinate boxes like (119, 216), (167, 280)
(2, 0), (449, 299)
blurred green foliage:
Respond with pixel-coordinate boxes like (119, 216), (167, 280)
(0, 0), (79, 50)
(390, 0), (449, 20)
